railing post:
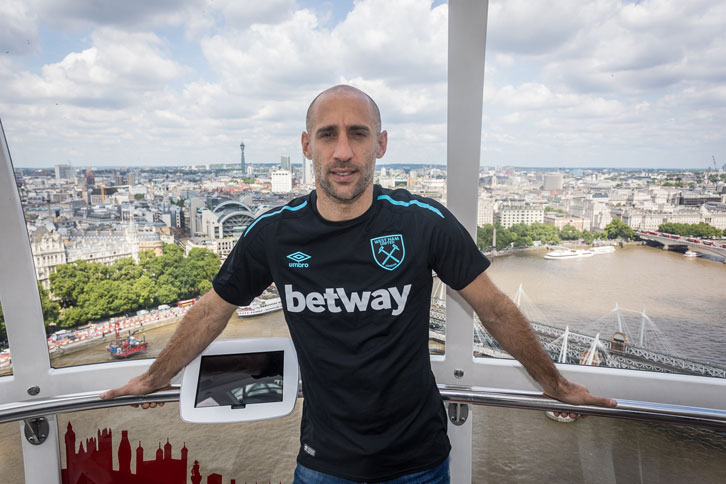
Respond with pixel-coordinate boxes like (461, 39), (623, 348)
(439, 0), (489, 482)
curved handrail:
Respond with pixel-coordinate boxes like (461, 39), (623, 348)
(439, 384), (726, 429)
(1, 384), (725, 429)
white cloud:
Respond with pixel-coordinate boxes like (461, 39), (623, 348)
(214, 0), (298, 29)
(8, 28), (186, 109)
(35, 0), (204, 30)
(0, 0), (40, 56)
(1, 0), (724, 169)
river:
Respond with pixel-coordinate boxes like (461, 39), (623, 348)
(1, 244), (725, 483)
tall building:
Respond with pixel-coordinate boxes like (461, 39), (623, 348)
(477, 195), (494, 226)
(302, 157), (313, 185)
(271, 169), (292, 193)
(543, 174), (564, 192)
(497, 205), (544, 228)
(55, 164), (73, 180)
(281, 155), (292, 171)
(240, 141), (246, 173)
(190, 197), (206, 235)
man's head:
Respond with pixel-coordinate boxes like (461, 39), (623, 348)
(302, 85), (387, 210)
(305, 85), (382, 135)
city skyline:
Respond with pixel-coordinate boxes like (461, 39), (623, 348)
(1, 0), (725, 169)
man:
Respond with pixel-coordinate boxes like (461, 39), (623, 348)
(102, 85), (615, 483)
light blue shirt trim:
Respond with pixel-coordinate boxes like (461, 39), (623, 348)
(244, 201), (308, 237)
(377, 195), (444, 218)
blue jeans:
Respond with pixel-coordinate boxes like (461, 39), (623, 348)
(293, 457), (450, 484)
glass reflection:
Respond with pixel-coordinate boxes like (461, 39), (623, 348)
(57, 402), (301, 483)
(472, 405), (726, 483)
(0, 422), (25, 483)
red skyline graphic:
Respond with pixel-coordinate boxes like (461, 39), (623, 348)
(61, 421), (273, 484)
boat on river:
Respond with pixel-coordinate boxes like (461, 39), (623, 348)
(684, 250), (700, 258)
(106, 324), (149, 359)
(544, 248), (594, 260)
(237, 296), (283, 318)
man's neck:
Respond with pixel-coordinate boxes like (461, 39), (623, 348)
(315, 184), (375, 222)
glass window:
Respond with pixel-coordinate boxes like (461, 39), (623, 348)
(5, 1), (448, 369)
(472, 247), (726, 379)
(472, 405), (726, 483)
(57, 402), (302, 483)
(0, 422), (25, 483)
(472, 0), (726, 379)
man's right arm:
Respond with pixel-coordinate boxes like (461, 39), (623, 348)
(100, 288), (237, 400)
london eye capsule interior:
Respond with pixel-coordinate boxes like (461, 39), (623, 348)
(1, 1), (725, 483)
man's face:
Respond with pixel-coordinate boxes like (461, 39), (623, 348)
(302, 91), (387, 204)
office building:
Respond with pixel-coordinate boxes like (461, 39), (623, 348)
(271, 170), (292, 193)
(55, 164), (73, 180)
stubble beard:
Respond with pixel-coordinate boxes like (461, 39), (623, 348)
(314, 156), (375, 203)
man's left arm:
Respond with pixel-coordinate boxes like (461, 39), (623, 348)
(458, 271), (617, 409)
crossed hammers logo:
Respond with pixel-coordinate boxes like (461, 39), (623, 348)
(378, 243), (401, 266)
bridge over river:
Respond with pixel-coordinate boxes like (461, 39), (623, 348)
(428, 281), (726, 379)
(636, 231), (726, 261)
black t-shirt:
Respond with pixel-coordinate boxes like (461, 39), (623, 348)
(213, 185), (490, 481)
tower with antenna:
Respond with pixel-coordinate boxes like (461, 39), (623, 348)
(240, 141), (246, 174)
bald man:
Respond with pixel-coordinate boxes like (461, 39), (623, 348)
(103, 85), (615, 484)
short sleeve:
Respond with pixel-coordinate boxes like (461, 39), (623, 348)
(429, 206), (490, 290)
(212, 230), (273, 306)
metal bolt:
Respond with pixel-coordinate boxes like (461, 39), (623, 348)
(27, 386), (40, 396)
(454, 369), (464, 379)
(24, 417), (49, 445)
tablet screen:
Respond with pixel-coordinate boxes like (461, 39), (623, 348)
(194, 351), (284, 408)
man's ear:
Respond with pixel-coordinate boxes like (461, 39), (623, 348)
(376, 130), (388, 159)
(301, 131), (311, 159)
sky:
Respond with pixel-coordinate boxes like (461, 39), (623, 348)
(0, 0), (724, 170)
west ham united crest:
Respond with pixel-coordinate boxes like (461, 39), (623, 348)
(370, 234), (405, 271)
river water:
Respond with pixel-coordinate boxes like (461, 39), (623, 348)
(2, 244), (725, 482)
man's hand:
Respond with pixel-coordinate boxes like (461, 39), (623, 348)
(545, 378), (617, 419)
(459, 272), (617, 418)
(99, 288), (238, 409)
(100, 373), (171, 409)
(544, 379), (616, 407)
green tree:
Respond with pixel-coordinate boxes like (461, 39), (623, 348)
(659, 222), (722, 238)
(112, 257), (143, 282)
(50, 260), (109, 308)
(604, 219), (635, 240)
(198, 279), (213, 295)
(59, 306), (86, 328)
(38, 282), (60, 328)
(477, 225), (494, 250)
(155, 281), (180, 305)
(186, 248), (221, 295)
(44, 243), (221, 330)
(133, 275), (156, 308)
(527, 222), (560, 245)
(493, 224), (514, 250)
(559, 224), (581, 241)
(134, 193), (145, 201)
(582, 231), (595, 244)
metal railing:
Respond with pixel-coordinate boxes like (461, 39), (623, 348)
(2, 384), (725, 429)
